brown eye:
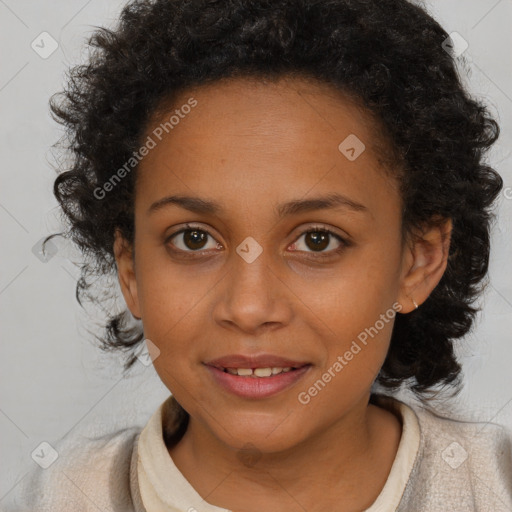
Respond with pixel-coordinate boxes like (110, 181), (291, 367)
(304, 231), (330, 251)
(182, 229), (208, 250)
(167, 226), (221, 253)
(290, 227), (347, 255)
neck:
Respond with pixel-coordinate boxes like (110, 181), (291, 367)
(167, 395), (402, 512)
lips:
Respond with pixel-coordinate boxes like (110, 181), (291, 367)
(205, 363), (312, 399)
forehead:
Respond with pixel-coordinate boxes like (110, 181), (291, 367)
(135, 75), (400, 221)
(145, 74), (387, 160)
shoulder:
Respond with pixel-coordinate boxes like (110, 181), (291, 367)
(400, 401), (512, 511)
(4, 426), (142, 512)
(414, 403), (512, 473)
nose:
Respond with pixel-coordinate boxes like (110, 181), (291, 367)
(212, 249), (293, 335)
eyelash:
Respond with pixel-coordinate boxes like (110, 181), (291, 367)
(165, 223), (349, 259)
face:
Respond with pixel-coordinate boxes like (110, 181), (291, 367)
(115, 76), (445, 453)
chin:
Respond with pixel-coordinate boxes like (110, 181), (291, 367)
(211, 415), (308, 454)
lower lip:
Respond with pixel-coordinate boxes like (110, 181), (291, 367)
(205, 365), (311, 399)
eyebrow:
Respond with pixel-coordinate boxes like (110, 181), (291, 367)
(148, 192), (369, 218)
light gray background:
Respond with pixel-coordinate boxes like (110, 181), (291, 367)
(1, 0), (511, 505)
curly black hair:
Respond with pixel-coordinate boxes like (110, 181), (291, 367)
(47, 0), (502, 398)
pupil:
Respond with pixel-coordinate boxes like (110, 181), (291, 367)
(306, 232), (329, 251)
(184, 230), (207, 250)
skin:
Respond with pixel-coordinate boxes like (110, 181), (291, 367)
(115, 75), (452, 512)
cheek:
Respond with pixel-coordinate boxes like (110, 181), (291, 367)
(294, 243), (401, 377)
(297, 241), (401, 325)
(134, 241), (210, 326)
(133, 257), (196, 363)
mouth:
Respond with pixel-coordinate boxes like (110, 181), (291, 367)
(204, 360), (312, 399)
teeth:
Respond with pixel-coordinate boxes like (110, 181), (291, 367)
(254, 368), (272, 377)
(224, 366), (294, 377)
(236, 368), (253, 376)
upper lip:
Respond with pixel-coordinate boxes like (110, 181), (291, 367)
(204, 354), (310, 369)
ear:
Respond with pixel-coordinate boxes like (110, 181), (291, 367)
(113, 229), (141, 319)
(397, 217), (452, 313)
